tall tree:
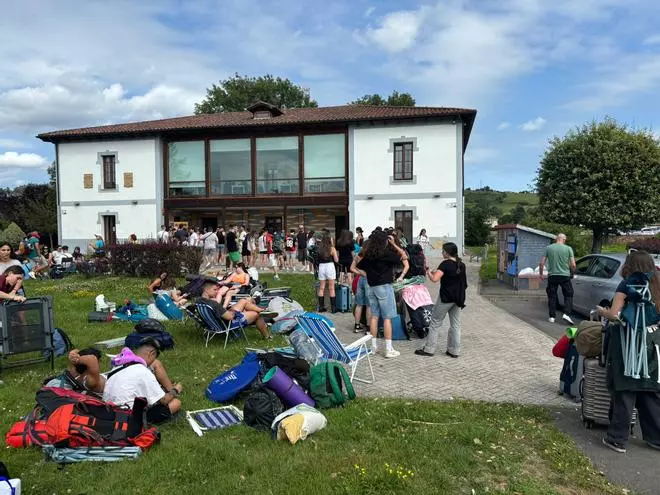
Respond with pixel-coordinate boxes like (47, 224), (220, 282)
(194, 73), (318, 114)
(18, 187), (57, 248)
(47, 160), (56, 187)
(537, 118), (660, 253)
(465, 205), (492, 246)
(349, 91), (416, 106)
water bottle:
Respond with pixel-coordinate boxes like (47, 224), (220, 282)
(288, 329), (322, 365)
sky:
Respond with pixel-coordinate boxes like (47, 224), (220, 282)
(2, 0), (660, 191)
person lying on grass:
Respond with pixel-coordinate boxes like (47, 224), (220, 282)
(198, 280), (276, 339)
(0, 265), (25, 303)
(103, 337), (182, 424)
(148, 271), (188, 307)
(214, 262), (251, 308)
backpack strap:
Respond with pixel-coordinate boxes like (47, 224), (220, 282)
(327, 363), (356, 402)
(106, 362), (140, 380)
(334, 364), (356, 400)
(0, 476), (16, 495)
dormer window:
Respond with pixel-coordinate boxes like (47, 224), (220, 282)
(247, 100), (283, 120)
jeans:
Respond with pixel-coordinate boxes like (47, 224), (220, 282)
(423, 300), (461, 355)
(355, 276), (370, 306)
(367, 284), (397, 319)
(546, 275), (573, 318)
(607, 390), (660, 447)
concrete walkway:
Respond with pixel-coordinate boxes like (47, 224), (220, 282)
(327, 260), (569, 406)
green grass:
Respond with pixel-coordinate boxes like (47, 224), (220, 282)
(465, 190), (539, 216)
(601, 244), (629, 254)
(0, 273), (622, 494)
(479, 246), (499, 281)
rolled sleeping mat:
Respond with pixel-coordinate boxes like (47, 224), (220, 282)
(263, 366), (315, 408)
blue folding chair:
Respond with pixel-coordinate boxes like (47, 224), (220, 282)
(295, 313), (374, 384)
(187, 302), (248, 348)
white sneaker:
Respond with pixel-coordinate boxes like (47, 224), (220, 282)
(274, 275), (280, 281)
(371, 346), (378, 355)
(548, 317), (555, 323)
(384, 349), (400, 358)
(562, 314), (575, 325)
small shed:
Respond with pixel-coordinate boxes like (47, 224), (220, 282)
(492, 224), (556, 290)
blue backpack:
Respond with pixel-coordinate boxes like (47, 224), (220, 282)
(44, 328), (73, 359)
(206, 352), (261, 403)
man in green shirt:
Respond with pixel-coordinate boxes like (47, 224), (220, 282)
(539, 233), (576, 324)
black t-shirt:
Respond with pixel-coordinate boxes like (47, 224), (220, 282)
(175, 229), (188, 241)
(337, 244), (354, 263)
(198, 297), (226, 321)
(226, 232), (238, 252)
(357, 252), (401, 287)
(438, 259), (467, 307)
(296, 232), (307, 249)
(217, 232), (226, 244)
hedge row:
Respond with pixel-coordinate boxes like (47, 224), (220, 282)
(108, 243), (203, 277)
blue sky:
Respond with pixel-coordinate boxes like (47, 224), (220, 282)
(1, 0), (660, 191)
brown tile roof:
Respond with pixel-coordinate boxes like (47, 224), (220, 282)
(37, 105), (477, 145)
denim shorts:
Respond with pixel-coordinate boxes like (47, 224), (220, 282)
(367, 284), (397, 319)
(355, 276), (370, 306)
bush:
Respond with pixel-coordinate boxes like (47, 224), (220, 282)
(0, 222), (26, 249)
(627, 238), (660, 254)
(108, 242), (203, 277)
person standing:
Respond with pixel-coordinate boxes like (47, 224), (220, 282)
(356, 230), (409, 358)
(188, 227), (199, 248)
(157, 225), (168, 243)
(216, 228), (226, 263)
(200, 227), (218, 270)
(296, 225), (308, 271)
(416, 229), (430, 254)
(415, 242), (468, 359)
(257, 230), (268, 267)
(336, 229), (355, 285)
(316, 232), (339, 313)
(265, 229), (280, 281)
(284, 229), (296, 271)
(226, 225), (240, 271)
(539, 233), (576, 325)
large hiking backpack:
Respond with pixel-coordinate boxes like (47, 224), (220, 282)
(404, 244), (426, 278)
(243, 387), (284, 431)
(20, 387), (159, 449)
(309, 362), (356, 408)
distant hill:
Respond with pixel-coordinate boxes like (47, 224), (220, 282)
(464, 188), (539, 216)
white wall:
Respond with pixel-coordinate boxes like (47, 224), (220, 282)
(57, 138), (162, 245)
(352, 123), (458, 195)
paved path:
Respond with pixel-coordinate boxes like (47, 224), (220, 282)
(327, 260), (569, 406)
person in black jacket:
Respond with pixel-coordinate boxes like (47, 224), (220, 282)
(415, 242), (467, 358)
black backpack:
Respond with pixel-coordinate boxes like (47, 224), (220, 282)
(134, 318), (165, 334)
(405, 244), (426, 278)
(258, 352), (311, 391)
(243, 387), (284, 431)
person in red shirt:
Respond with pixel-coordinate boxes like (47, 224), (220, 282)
(0, 265), (26, 303)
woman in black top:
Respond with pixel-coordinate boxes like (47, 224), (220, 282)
(316, 233), (339, 312)
(336, 229), (355, 285)
(415, 242), (467, 358)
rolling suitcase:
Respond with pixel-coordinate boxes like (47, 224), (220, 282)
(335, 283), (352, 313)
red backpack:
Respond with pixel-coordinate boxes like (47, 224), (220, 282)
(18, 387), (159, 449)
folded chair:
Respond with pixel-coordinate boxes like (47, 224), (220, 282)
(295, 313), (374, 384)
(185, 302), (248, 349)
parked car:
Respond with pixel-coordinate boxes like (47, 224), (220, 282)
(571, 253), (660, 316)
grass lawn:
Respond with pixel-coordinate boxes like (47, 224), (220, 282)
(0, 273), (622, 494)
(479, 246), (499, 281)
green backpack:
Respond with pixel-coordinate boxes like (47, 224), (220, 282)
(309, 362), (356, 408)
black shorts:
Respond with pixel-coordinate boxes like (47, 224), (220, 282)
(339, 260), (352, 271)
(259, 250), (267, 255)
(297, 248), (307, 262)
(147, 402), (172, 424)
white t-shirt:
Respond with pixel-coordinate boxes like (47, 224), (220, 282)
(188, 232), (199, 247)
(52, 251), (65, 265)
(202, 233), (218, 250)
(258, 235), (266, 252)
(0, 259), (21, 273)
(103, 364), (165, 407)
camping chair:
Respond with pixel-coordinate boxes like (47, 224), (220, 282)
(185, 302), (248, 349)
(295, 313), (374, 384)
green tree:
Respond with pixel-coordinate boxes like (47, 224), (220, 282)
(18, 187), (57, 248)
(465, 205), (492, 246)
(47, 160), (56, 187)
(194, 73), (318, 114)
(349, 91), (416, 106)
(537, 119), (660, 253)
(511, 204), (526, 224)
(0, 222), (26, 248)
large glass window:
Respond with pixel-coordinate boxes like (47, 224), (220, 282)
(210, 139), (252, 196)
(303, 134), (345, 193)
(256, 137), (299, 195)
(168, 141), (205, 196)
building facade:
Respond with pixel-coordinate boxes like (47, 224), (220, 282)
(39, 103), (476, 252)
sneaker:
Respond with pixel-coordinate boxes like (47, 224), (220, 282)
(273, 275), (280, 281)
(384, 349), (400, 358)
(562, 314), (575, 325)
(445, 350), (459, 358)
(548, 317), (555, 323)
(647, 441), (660, 451)
(602, 437), (626, 453)
(414, 349), (434, 357)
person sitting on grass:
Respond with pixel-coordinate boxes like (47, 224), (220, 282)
(45, 347), (105, 395)
(103, 337), (182, 424)
(0, 266), (26, 303)
(198, 280), (275, 339)
(215, 262), (251, 308)
(148, 271), (188, 307)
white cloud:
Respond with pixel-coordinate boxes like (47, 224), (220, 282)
(364, 10), (426, 53)
(497, 122), (511, 130)
(520, 117), (547, 131)
(643, 34), (660, 45)
(0, 152), (49, 168)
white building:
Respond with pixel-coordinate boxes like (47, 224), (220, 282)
(38, 102), (476, 252)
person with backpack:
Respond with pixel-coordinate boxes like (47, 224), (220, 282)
(357, 230), (409, 358)
(415, 242), (467, 359)
(596, 250), (660, 454)
(103, 337), (183, 424)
